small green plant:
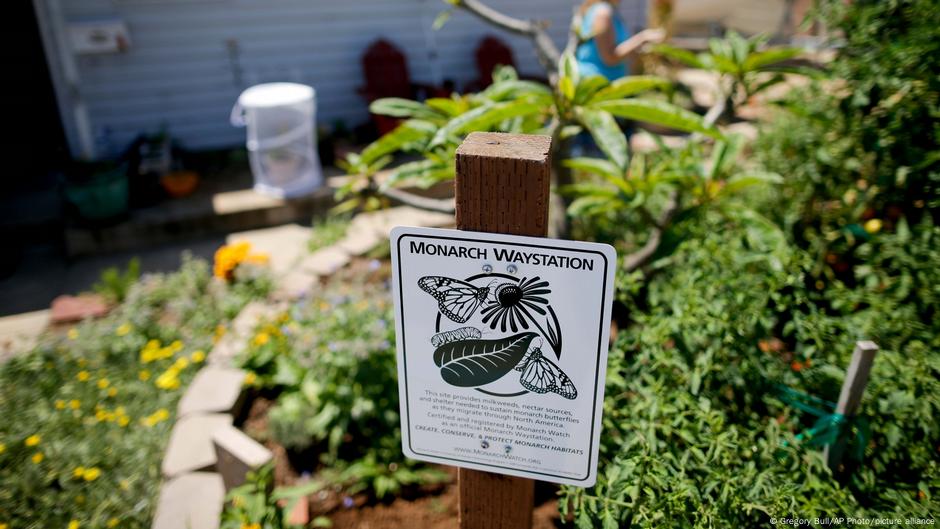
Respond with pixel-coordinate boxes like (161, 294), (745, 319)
(655, 30), (814, 120)
(221, 466), (323, 529)
(308, 214), (352, 252)
(92, 257), (141, 303)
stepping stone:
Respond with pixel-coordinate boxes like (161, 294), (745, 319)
(207, 335), (242, 367)
(227, 224), (310, 275)
(231, 301), (277, 338)
(0, 309), (49, 363)
(178, 366), (246, 418)
(162, 413), (232, 478)
(273, 270), (319, 301)
(212, 423), (273, 491)
(335, 224), (381, 256)
(50, 294), (109, 324)
(301, 246), (350, 276)
(152, 472), (225, 529)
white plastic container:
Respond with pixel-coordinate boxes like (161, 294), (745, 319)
(231, 83), (323, 198)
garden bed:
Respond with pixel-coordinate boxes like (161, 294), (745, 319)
(0, 256), (270, 528)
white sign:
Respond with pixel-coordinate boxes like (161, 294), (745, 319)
(390, 226), (616, 487)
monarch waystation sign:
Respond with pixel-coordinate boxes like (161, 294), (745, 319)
(390, 226), (616, 486)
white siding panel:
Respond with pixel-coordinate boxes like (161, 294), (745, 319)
(52, 0), (645, 156)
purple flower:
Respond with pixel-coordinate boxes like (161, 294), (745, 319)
(342, 496), (354, 509)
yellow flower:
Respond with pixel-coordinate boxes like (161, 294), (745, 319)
(173, 357), (189, 370)
(25, 435), (40, 447)
(240, 523), (261, 529)
(77, 371), (90, 382)
(83, 467), (101, 481)
(67, 328), (79, 340)
(107, 518), (119, 528)
(31, 452), (44, 464)
(120, 479), (130, 490)
(97, 378), (110, 389)
(864, 218), (883, 234)
(170, 340), (184, 352)
(243, 372), (258, 386)
(0, 522), (8, 529)
(73, 466), (85, 478)
(70, 399), (81, 410)
(155, 370), (180, 390)
(213, 325), (226, 344)
(115, 323), (132, 337)
(154, 409), (170, 421)
(252, 332), (270, 346)
(138, 370), (151, 381)
(118, 416), (130, 427)
(107, 388), (118, 397)
(0, 443), (6, 454)
(190, 350), (206, 363)
(55, 400), (66, 410)
(68, 520), (80, 529)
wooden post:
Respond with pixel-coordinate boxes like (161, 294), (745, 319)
(824, 340), (879, 471)
(454, 131), (552, 529)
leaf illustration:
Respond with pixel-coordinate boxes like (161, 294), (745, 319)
(433, 332), (538, 387)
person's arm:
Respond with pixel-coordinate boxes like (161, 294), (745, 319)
(614, 28), (666, 60)
(591, 5), (667, 66)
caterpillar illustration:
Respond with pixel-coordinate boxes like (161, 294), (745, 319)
(430, 326), (483, 347)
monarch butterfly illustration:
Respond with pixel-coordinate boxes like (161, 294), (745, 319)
(430, 326), (483, 347)
(514, 346), (577, 400)
(418, 276), (491, 323)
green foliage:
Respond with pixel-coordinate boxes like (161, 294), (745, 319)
(238, 283), (446, 499)
(221, 465), (323, 529)
(656, 30), (814, 116)
(308, 214), (351, 253)
(564, 133), (786, 268)
(756, 0), (940, 279)
(562, 215), (940, 527)
(0, 256), (265, 528)
(336, 59), (719, 209)
(92, 257), (141, 303)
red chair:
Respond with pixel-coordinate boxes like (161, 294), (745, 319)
(358, 39), (447, 135)
(476, 36), (516, 87)
(465, 36), (547, 92)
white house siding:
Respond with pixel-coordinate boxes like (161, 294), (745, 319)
(37, 0), (645, 159)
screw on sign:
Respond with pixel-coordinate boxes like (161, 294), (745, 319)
(389, 133), (616, 529)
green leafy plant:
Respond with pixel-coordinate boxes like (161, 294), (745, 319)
(92, 257), (141, 303)
(655, 30), (815, 119)
(221, 466), (324, 529)
(756, 0), (939, 281)
(335, 56), (719, 213)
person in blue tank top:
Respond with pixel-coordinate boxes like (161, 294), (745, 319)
(575, 0), (666, 81)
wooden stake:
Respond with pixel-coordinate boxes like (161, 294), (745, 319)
(454, 131), (552, 529)
(824, 340), (879, 470)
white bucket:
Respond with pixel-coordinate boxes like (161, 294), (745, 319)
(231, 83), (323, 198)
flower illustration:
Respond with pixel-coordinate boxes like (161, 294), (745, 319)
(479, 276), (551, 333)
